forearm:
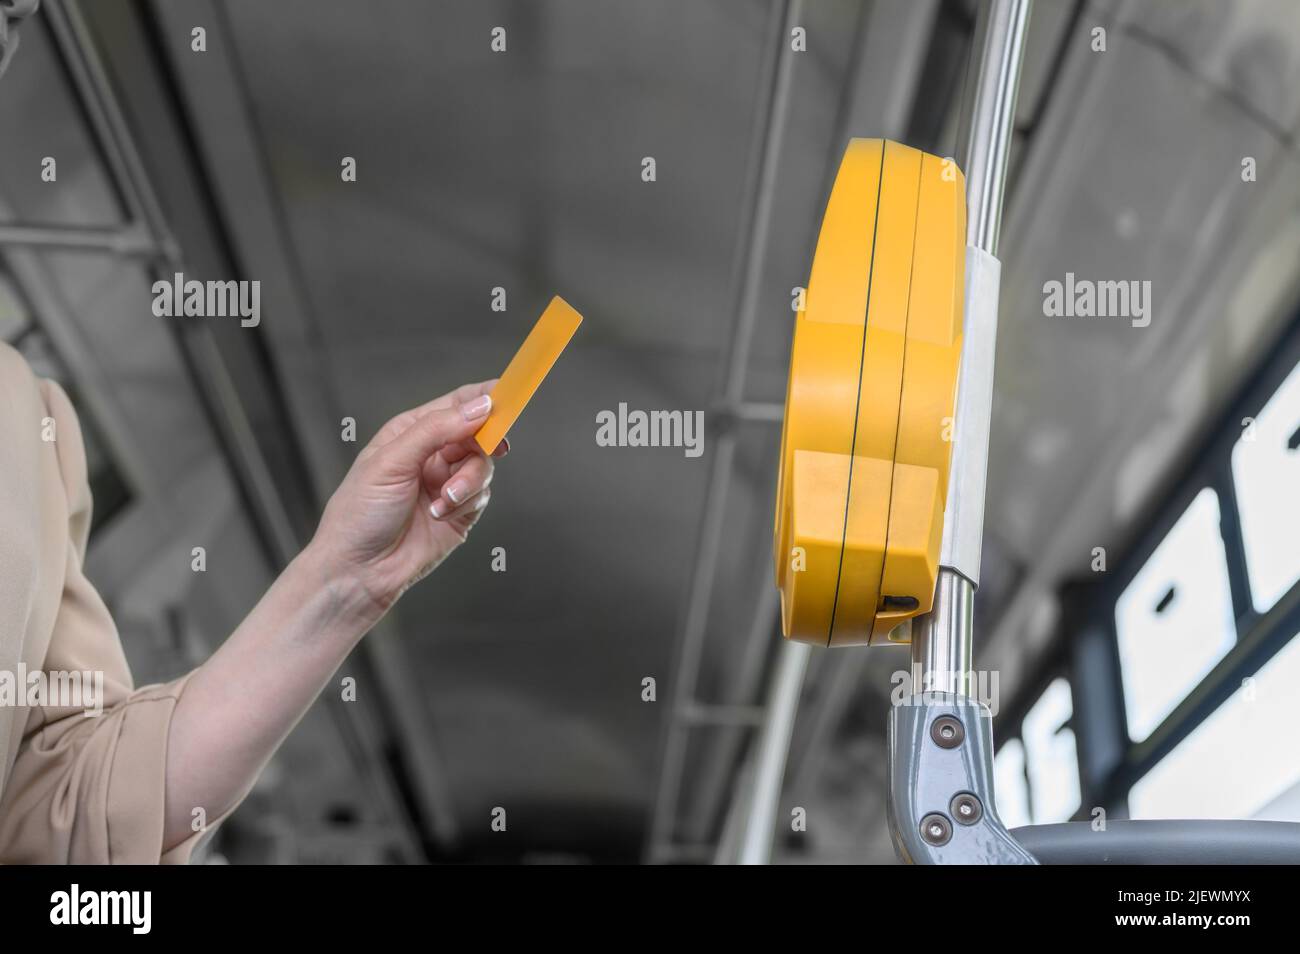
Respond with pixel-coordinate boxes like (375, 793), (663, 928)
(158, 384), (497, 853)
(161, 543), (383, 850)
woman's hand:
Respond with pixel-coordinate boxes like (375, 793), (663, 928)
(165, 382), (506, 849)
(306, 380), (507, 621)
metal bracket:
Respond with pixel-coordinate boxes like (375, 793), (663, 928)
(887, 692), (1037, 864)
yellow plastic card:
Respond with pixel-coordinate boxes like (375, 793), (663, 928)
(474, 295), (583, 453)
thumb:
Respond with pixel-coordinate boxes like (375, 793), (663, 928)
(378, 394), (492, 475)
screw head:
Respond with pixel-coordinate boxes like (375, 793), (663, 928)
(919, 812), (952, 846)
(930, 715), (965, 749)
(950, 792), (983, 826)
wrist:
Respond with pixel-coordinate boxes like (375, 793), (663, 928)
(291, 541), (391, 633)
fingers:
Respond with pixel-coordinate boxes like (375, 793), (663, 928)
(431, 486), (491, 524)
(429, 451), (493, 518)
(368, 380), (499, 450)
(447, 435), (509, 462)
(430, 379), (498, 413)
(377, 394), (492, 476)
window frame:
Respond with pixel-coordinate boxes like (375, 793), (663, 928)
(998, 307), (1300, 820)
(993, 644), (1079, 823)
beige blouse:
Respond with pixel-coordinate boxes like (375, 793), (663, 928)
(0, 342), (211, 863)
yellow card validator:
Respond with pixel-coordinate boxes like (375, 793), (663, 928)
(474, 295), (583, 453)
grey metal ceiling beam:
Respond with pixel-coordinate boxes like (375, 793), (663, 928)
(681, 581), (780, 843)
(645, 0), (802, 862)
(0, 222), (164, 256)
(135, 0), (463, 850)
(43, 0), (433, 857)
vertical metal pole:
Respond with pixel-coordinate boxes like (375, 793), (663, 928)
(912, 0), (1031, 696)
(957, 0), (1030, 259)
(737, 639), (810, 864)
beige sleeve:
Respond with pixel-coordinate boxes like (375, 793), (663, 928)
(0, 375), (222, 864)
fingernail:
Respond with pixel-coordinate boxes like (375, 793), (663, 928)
(430, 498), (449, 519)
(474, 492), (490, 511)
(462, 395), (492, 421)
(445, 479), (467, 504)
